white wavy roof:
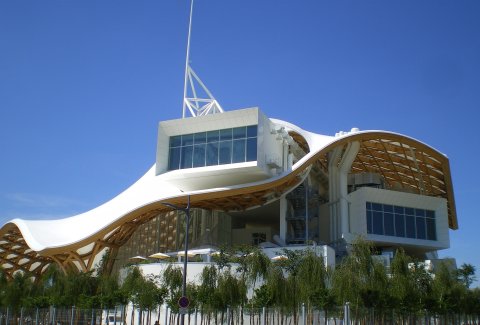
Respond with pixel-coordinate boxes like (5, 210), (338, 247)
(0, 118), (457, 264)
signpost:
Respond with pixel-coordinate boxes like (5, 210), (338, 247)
(178, 296), (190, 315)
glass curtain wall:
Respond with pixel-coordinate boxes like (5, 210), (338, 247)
(366, 202), (436, 240)
(168, 125), (257, 170)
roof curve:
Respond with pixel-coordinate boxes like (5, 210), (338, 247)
(0, 119), (457, 279)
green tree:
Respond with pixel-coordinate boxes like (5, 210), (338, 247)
(457, 263), (476, 289)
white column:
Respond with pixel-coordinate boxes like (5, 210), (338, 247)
(338, 142), (360, 237)
(279, 195), (288, 242)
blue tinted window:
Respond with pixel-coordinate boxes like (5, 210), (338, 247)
(169, 147), (181, 170)
(246, 138), (257, 161)
(372, 203), (382, 211)
(207, 130), (219, 143)
(384, 213), (394, 236)
(181, 146), (193, 169)
(168, 125), (257, 170)
(182, 134), (194, 146)
(405, 207), (414, 215)
(367, 210), (372, 234)
(405, 215), (416, 238)
(426, 219), (436, 240)
(415, 209), (425, 217)
(206, 142), (219, 166)
(220, 129), (232, 141)
(373, 211), (383, 235)
(366, 202), (436, 241)
(247, 125), (257, 137)
(232, 139), (246, 163)
(395, 214), (405, 237)
(233, 127), (247, 139)
(383, 205), (393, 213)
(194, 132), (206, 144)
(219, 141), (232, 164)
(193, 144), (206, 168)
(170, 136), (182, 147)
(416, 217), (426, 239)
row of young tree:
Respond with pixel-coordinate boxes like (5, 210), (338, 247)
(1, 239), (479, 325)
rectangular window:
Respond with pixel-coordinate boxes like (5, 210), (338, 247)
(372, 211), (383, 235)
(233, 126), (246, 139)
(405, 215), (416, 238)
(169, 147), (181, 170)
(168, 125), (258, 170)
(247, 125), (258, 137)
(206, 142), (219, 166)
(220, 129), (232, 141)
(367, 210), (372, 234)
(246, 138), (257, 161)
(194, 132), (206, 144)
(394, 214), (405, 237)
(232, 139), (246, 163)
(170, 135), (182, 147)
(181, 145), (193, 169)
(193, 144), (206, 168)
(207, 130), (219, 143)
(416, 217), (426, 240)
(426, 218), (436, 240)
(182, 134), (194, 146)
(219, 141), (232, 165)
(384, 212), (395, 236)
(372, 203), (382, 211)
(366, 202), (436, 241)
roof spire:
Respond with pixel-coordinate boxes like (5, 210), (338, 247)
(182, 0), (224, 118)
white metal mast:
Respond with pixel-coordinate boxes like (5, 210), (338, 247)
(182, 0), (224, 118)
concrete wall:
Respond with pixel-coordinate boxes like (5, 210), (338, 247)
(346, 187), (450, 250)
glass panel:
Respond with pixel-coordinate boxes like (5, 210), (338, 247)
(170, 136), (181, 147)
(405, 215), (416, 238)
(415, 209), (426, 217)
(232, 139), (246, 163)
(181, 145), (193, 169)
(426, 218), (436, 240)
(416, 217), (426, 239)
(372, 211), (383, 235)
(233, 127), (247, 139)
(426, 210), (435, 219)
(194, 132), (206, 144)
(207, 130), (219, 143)
(383, 204), (393, 213)
(372, 203), (382, 211)
(405, 207), (414, 215)
(247, 125), (257, 137)
(220, 128), (232, 141)
(395, 214), (405, 237)
(394, 206), (404, 214)
(168, 147), (181, 170)
(367, 210), (372, 234)
(206, 142), (219, 166)
(246, 137), (257, 161)
(182, 134), (194, 146)
(219, 141), (232, 164)
(193, 144), (206, 168)
(384, 212), (394, 236)
(366, 202), (372, 210)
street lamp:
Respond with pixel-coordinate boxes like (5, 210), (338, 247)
(161, 195), (191, 325)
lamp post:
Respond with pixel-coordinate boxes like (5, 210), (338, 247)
(161, 195), (191, 325)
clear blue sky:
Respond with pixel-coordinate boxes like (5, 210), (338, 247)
(1, 1), (479, 283)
